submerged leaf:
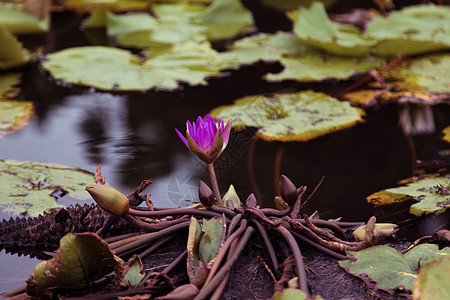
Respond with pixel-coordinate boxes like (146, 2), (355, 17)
(413, 256), (450, 300)
(339, 244), (450, 292)
(26, 232), (123, 296)
(366, 4), (450, 56)
(367, 174), (450, 216)
(0, 160), (94, 216)
(209, 90), (365, 142)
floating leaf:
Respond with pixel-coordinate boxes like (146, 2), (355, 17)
(65, 0), (150, 13)
(209, 90), (365, 142)
(0, 24), (31, 70)
(222, 32), (385, 82)
(353, 223), (398, 242)
(339, 244), (450, 292)
(382, 53), (450, 93)
(413, 256), (450, 300)
(442, 126), (450, 144)
(0, 159), (94, 216)
(273, 288), (323, 300)
(366, 4), (450, 56)
(0, 2), (49, 34)
(42, 42), (234, 91)
(260, 0), (336, 11)
(26, 232), (123, 296)
(290, 2), (376, 56)
(0, 73), (33, 138)
(367, 174), (450, 216)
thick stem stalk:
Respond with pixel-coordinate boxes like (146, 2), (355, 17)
(208, 163), (222, 204)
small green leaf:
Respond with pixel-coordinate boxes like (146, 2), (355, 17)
(0, 24), (31, 70)
(187, 217), (204, 284)
(209, 90), (365, 142)
(0, 2), (49, 34)
(198, 217), (225, 267)
(221, 184), (242, 208)
(273, 288), (323, 299)
(0, 159), (95, 216)
(442, 126), (450, 144)
(123, 255), (146, 288)
(367, 174), (450, 216)
(413, 256), (450, 300)
(339, 244), (450, 292)
(26, 233), (123, 296)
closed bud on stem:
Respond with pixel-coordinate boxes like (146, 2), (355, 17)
(246, 193), (258, 208)
(198, 180), (215, 207)
(280, 175), (298, 206)
(85, 184), (130, 216)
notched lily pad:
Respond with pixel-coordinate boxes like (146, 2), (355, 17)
(0, 72), (33, 138)
(413, 256), (450, 300)
(367, 174), (450, 216)
(26, 232), (123, 296)
(41, 42), (234, 91)
(0, 159), (95, 216)
(209, 90), (365, 142)
(339, 244), (450, 292)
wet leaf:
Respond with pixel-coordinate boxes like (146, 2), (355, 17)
(382, 53), (450, 93)
(26, 232), (123, 296)
(222, 32), (385, 82)
(209, 90), (365, 142)
(41, 42), (233, 91)
(0, 1), (49, 34)
(366, 4), (450, 56)
(339, 244), (450, 292)
(413, 256), (450, 300)
(0, 25), (31, 70)
(123, 255), (146, 288)
(0, 159), (94, 217)
(221, 184), (242, 208)
(353, 223), (398, 242)
(366, 174), (450, 216)
(290, 2), (376, 56)
(0, 73), (33, 138)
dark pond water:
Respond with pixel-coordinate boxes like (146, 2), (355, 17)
(1, 10), (450, 296)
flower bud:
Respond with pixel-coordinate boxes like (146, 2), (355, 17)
(198, 180), (215, 207)
(246, 193), (258, 208)
(86, 184), (129, 215)
(353, 222), (398, 242)
(280, 175), (298, 206)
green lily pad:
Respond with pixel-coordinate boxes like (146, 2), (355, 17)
(42, 42), (234, 91)
(339, 244), (450, 292)
(26, 232), (123, 296)
(222, 31), (385, 82)
(65, 0), (150, 13)
(0, 72), (33, 138)
(0, 24), (31, 70)
(123, 255), (146, 288)
(187, 216), (225, 286)
(290, 2), (376, 56)
(382, 53), (450, 93)
(413, 256), (450, 300)
(366, 4), (450, 56)
(209, 90), (365, 142)
(366, 174), (450, 216)
(0, 2), (49, 34)
(273, 288), (323, 300)
(442, 126), (450, 144)
(0, 159), (95, 216)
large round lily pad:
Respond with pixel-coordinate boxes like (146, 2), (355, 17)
(339, 244), (450, 292)
(366, 174), (450, 216)
(209, 90), (365, 142)
(41, 43), (233, 91)
(0, 160), (94, 216)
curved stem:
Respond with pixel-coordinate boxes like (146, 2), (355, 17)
(291, 218), (347, 240)
(127, 207), (224, 220)
(208, 163), (222, 204)
(275, 226), (308, 295)
(139, 235), (174, 259)
(162, 250), (187, 274)
(210, 239), (238, 300)
(260, 206), (292, 218)
(113, 221), (190, 256)
(226, 213), (243, 239)
(194, 227), (255, 300)
(202, 219), (248, 288)
(250, 219), (279, 272)
(209, 205), (236, 218)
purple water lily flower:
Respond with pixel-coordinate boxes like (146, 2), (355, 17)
(175, 115), (231, 163)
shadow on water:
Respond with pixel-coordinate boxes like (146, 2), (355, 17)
(1, 7), (450, 295)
